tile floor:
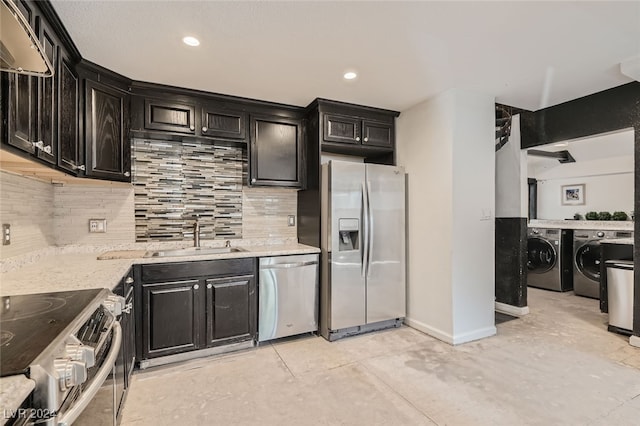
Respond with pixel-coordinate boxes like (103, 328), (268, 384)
(121, 288), (640, 425)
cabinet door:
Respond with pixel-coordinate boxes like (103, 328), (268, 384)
(85, 80), (130, 181)
(249, 115), (302, 187)
(144, 99), (196, 134)
(205, 275), (255, 345)
(362, 120), (393, 148)
(201, 106), (247, 140)
(35, 17), (58, 164)
(7, 73), (37, 154)
(57, 50), (81, 174)
(141, 280), (201, 359)
(323, 114), (361, 144)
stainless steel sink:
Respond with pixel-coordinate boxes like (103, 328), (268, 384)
(144, 247), (246, 258)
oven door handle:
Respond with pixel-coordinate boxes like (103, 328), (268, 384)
(57, 322), (122, 426)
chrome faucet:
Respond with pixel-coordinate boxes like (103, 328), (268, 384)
(193, 216), (201, 248)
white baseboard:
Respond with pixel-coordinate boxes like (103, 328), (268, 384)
(405, 318), (496, 345)
(451, 326), (497, 345)
(495, 301), (530, 317)
(630, 335), (640, 348)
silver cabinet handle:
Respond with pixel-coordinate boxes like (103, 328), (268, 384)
(261, 261), (318, 269)
(32, 141), (44, 150)
(193, 284), (199, 290)
(363, 137), (368, 142)
(75, 165), (86, 171)
(207, 283), (212, 289)
(189, 125), (195, 131)
(43, 145), (52, 154)
(122, 302), (133, 314)
(251, 178), (256, 183)
(355, 137), (360, 142)
(202, 126), (208, 132)
(125, 277), (134, 284)
(124, 171), (130, 177)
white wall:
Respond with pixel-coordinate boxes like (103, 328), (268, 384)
(397, 88), (496, 345)
(495, 115), (528, 218)
(396, 91), (454, 340)
(450, 90), (496, 341)
(535, 173), (634, 220)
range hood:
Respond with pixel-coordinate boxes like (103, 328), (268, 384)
(0, 0), (53, 76)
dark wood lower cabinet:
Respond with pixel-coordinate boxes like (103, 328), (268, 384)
(136, 259), (256, 362)
(141, 279), (201, 359)
(206, 275), (255, 345)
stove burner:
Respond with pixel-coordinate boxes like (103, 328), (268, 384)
(0, 331), (14, 346)
(2, 296), (67, 321)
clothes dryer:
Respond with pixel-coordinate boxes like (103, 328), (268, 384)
(573, 229), (633, 299)
(527, 228), (573, 291)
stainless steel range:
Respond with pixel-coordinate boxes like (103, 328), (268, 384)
(1, 288), (124, 425)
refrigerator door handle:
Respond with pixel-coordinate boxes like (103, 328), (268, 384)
(362, 181), (369, 277)
(366, 180), (374, 278)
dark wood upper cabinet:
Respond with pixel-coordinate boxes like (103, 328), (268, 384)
(35, 17), (58, 164)
(144, 99), (196, 134)
(201, 106), (247, 140)
(7, 73), (37, 154)
(362, 119), (393, 148)
(57, 49), (81, 174)
(84, 80), (130, 181)
(323, 114), (361, 144)
(249, 114), (303, 188)
(205, 275), (255, 345)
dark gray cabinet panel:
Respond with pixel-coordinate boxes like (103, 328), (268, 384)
(57, 50), (80, 173)
(144, 99), (196, 134)
(362, 120), (393, 148)
(250, 115), (302, 187)
(323, 114), (361, 144)
(141, 279), (201, 358)
(35, 17), (58, 164)
(205, 275), (255, 344)
(7, 73), (37, 154)
(201, 107), (247, 140)
(84, 80), (130, 181)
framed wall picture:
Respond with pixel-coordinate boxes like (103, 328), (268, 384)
(561, 184), (585, 205)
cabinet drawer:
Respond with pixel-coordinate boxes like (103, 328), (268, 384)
(362, 120), (393, 148)
(144, 99), (196, 134)
(141, 258), (255, 282)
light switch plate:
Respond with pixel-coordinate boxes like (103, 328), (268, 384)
(288, 215), (296, 227)
(89, 219), (107, 233)
(2, 224), (10, 245)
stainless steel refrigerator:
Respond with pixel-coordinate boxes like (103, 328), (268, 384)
(320, 160), (406, 341)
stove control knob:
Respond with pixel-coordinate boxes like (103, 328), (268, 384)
(54, 359), (88, 391)
(103, 294), (125, 316)
(65, 344), (96, 368)
(597, 231), (605, 238)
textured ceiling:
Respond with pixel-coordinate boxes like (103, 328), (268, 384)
(50, 1), (640, 112)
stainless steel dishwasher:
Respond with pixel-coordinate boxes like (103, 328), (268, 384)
(258, 254), (319, 342)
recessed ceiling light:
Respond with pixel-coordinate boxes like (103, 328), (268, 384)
(182, 36), (200, 47)
(343, 71), (357, 80)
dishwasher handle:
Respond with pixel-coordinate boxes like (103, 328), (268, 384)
(261, 260), (318, 269)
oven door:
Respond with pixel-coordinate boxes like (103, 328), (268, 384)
(57, 322), (122, 426)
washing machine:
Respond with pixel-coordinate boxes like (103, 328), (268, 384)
(573, 229), (634, 299)
(527, 228), (573, 291)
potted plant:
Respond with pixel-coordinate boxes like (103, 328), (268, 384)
(585, 211), (598, 220)
(597, 211), (612, 221)
(612, 211), (628, 221)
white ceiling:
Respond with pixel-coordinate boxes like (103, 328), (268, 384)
(49, 1), (640, 112)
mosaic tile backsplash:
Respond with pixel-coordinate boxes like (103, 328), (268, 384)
(132, 139), (246, 242)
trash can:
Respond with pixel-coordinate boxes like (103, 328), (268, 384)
(605, 260), (634, 332)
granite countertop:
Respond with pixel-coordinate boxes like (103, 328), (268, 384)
(0, 375), (35, 424)
(0, 241), (320, 296)
(529, 219), (634, 231)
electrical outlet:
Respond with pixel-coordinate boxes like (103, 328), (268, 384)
(89, 219), (107, 233)
(288, 215), (296, 227)
(2, 224), (10, 245)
